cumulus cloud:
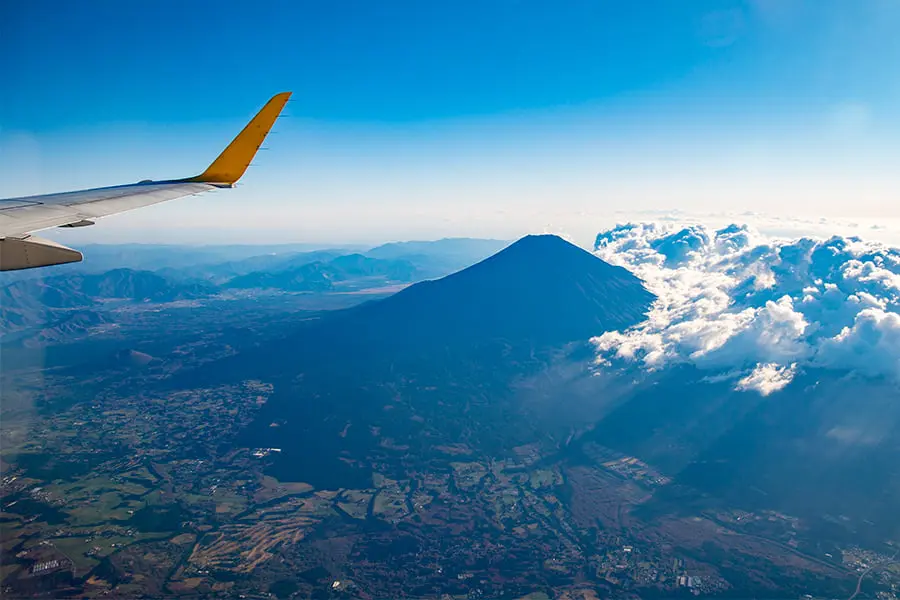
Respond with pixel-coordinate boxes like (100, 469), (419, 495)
(591, 223), (900, 394)
(817, 309), (900, 377)
(735, 363), (797, 396)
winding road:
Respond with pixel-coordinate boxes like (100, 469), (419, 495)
(847, 549), (899, 600)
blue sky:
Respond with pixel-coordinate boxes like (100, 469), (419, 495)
(2, 0), (899, 244)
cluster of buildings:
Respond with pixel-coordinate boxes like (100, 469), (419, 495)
(27, 557), (73, 578)
(601, 456), (672, 487)
(250, 447), (282, 458)
(592, 545), (730, 594)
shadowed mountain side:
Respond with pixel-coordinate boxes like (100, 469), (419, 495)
(307, 234), (654, 352)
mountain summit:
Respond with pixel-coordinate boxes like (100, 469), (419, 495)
(328, 234), (655, 349)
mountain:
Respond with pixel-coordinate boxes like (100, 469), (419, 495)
(27, 310), (112, 346)
(218, 234), (654, 377)
(223, 262), (336, 292)
(223, 254), (420, 292)
(327, 253), (419, 281)
(365, 237), (511, 278)
(178, 238), (506, 284)
(0, 269), (213, 334)
(366, 237), (509, 260)
(0, 279), (93, 313)
(221, 235), (655, 488)
(74, 269), (214, 301)
(316, 234), (654, 350)
(157, 249), (351, 284)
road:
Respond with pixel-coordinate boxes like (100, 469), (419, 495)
(847, 549), (899, 600)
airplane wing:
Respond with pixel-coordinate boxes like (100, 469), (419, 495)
(0, 92), (292, 271)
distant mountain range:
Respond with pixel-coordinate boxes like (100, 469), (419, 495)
(0, 269), (212, 336)
(0, 238), (511, 335)
(1, 268), (211, 309)
(0, 237), (507, 283)
(155, 250), (353, 284)
(365, 237), (510, 277)
(0, 243), (366, 280)
(224, 254), (421, 292)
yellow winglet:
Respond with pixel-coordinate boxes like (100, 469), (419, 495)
(189, 92), (292, 186)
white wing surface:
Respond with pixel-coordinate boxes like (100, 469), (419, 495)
(0, 92), (291, 271)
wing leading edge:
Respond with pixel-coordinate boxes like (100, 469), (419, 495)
(0, 92), (291, 271)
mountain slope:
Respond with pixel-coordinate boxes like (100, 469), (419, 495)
(0, 269), (213, 334)
(75, 269), (214, 300)
(221, 235), (655, 488)
(320, 234), (655, 350)
(223, 262), (336, 292)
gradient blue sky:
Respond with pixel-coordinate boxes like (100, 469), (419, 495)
(2, 0), (899, 245)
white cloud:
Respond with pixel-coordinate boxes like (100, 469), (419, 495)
(591, 222), (900, 394)
(817, 308), (900, 377)
(735, 363), (797, 396)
